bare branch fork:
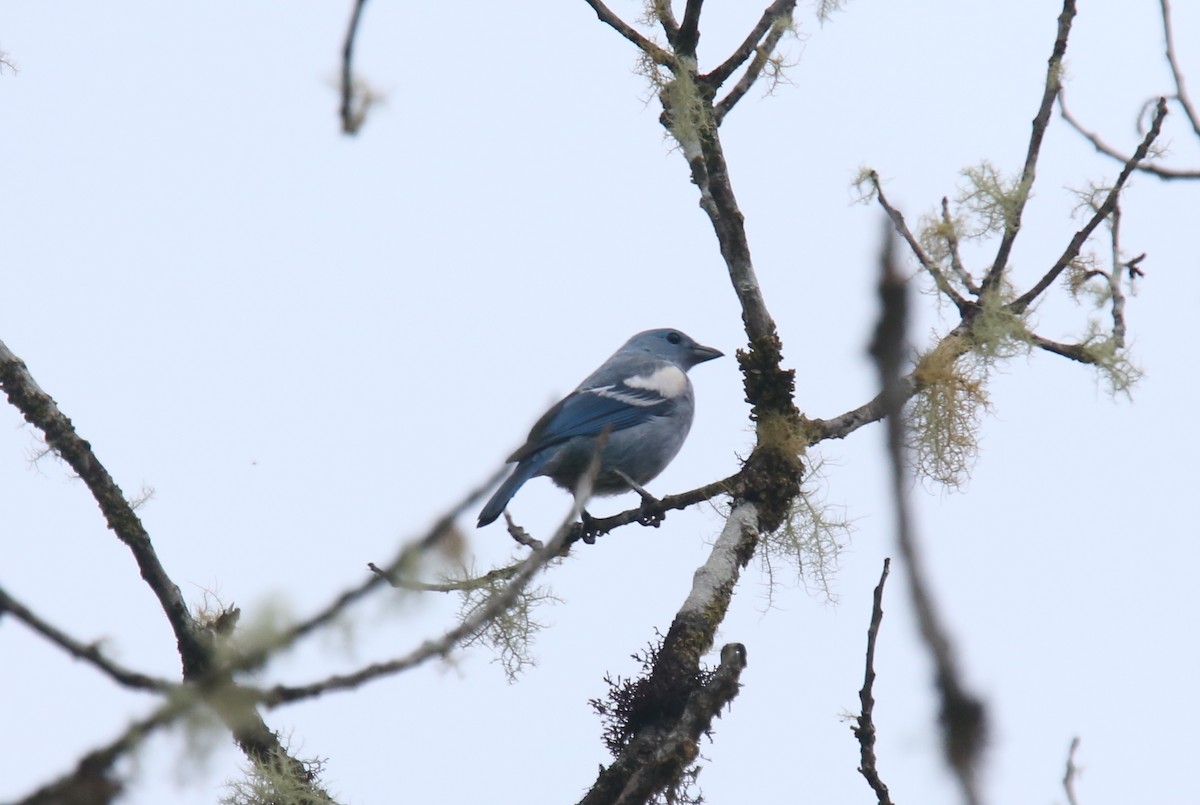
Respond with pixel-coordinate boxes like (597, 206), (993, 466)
(0, 337), (340, 804)
(1058, 0), (1198, 179)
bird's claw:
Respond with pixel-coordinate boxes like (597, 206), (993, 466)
(636, 497), (666, 528)
(578, 511), (600, 544)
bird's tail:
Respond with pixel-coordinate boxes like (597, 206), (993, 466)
(477, 456), (544, 527)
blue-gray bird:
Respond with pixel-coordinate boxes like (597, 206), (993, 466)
(477, 328), (722, 527)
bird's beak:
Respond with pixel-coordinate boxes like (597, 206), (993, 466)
(690, 343), (724, 365)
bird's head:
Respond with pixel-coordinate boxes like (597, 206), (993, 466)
(621, 328), (724, 370)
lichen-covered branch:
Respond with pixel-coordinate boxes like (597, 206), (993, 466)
(579, 506), (758, 805)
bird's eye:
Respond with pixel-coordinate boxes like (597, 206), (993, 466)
(666, 331), (682, 345)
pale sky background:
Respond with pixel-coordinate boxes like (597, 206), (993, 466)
(2, 2), (1198, 804)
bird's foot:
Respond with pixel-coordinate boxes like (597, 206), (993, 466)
(612, 470), (667, 529)
(578, 510), (600, 544)
(635, 497), (666, 528)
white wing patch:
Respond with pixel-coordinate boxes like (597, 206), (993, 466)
(624, 365), (688, 399)
(590, 385), (661, 407)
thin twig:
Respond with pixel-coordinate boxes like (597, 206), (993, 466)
(1058, 91), (1199, 179)
(369, 561), (519, 592)
(0, 585), (174, 692)
(1160, 0), (1200, 139)
(713, 14), (791, 125)
(232, 466), (507, 673)
(804, 374), (917, 442)
(870, 172), (970, 313)
(704, 0), (795, 89)
(852, 558), (894, 805)
(259, 458), (601, 706)
(503, 510), (544, 550)
(582, 0), (675, 67)
(340, 0), (371, 135)
(942, 197), (980, 295)
(1029, 334), (1097, 363)
(981, 0), (1077, 294)
(1012, 98), (1168, 314)
(1063, 736), (1082, 805)
(570, 472), (742, 541)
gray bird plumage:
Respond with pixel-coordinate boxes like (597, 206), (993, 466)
(477, 328), (722, 527)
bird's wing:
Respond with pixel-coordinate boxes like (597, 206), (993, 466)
(507, 380), (676, 463)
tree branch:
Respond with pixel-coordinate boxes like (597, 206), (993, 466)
(14, 700), (187, 805)
(981, 0), (1077, 294)
(0, 584), (174, 692)
(1011, 98), (1167, 314)
(568, 471), (742, 542)
(1058, 90), (1199, 179)
(650, 0), (680, 45)
(230, 467), (506, 673)
(868, 171), (970, 313)
(582, 0), (676, 67)
(1063, 736), (1083, 805)
(704, 0), (795, 90)
(984, 0), (1080, 292)
(339, 0), (372, 135)
(675, 0), (705, 58)
(803, 375), (916, 442)
(258, 499), (583, 707)
(713, 13), (791, 125)
(696, 123), (776, 340)
(941, 196), (980, 295)
(1159, 0), (1200, 139)
(0, 338), (346, 802)
(580, 505), (759, 805)
(1029, 334), (1098, 363)
(0, 338), (212, 679)
(852, 558), (894, 805)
